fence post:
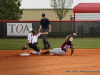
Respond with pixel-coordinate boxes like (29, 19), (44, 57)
(60, 20), (61, 33)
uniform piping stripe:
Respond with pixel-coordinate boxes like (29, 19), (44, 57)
(35, 44), (40, 52)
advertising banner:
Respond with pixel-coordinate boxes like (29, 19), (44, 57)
(7, 23), (32, 36)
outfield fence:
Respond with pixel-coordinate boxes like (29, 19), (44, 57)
(0, 20), (100, 38)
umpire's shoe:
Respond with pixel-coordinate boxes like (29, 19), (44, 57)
(47, 45), (50, 49)
(42, 47), (48, 50)
(46, 41), (51, 49)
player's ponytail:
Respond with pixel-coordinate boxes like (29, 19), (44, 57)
(32, 30), (39, 35)
(66, 35), (71, 41)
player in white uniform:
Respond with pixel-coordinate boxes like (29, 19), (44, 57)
(41, 35), (74, 56)
(24, 28), (48, 55)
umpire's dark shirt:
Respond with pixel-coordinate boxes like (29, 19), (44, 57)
(40, 18), (50, 29)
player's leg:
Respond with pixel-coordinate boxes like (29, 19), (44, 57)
(49, 48), (66, 55)
(42, 48), (59, 54)
(42, 48), (66, 55)
(29, 43), (41, 55)
(28, 43), (37, 54)
(28, 43), (33, 48)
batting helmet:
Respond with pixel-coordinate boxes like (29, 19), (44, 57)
(69, 37), (73, 42)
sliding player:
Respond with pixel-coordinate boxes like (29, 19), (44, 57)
(41, 35), (74, 56)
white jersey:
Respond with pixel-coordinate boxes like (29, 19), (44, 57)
(27, 32), (41, 44)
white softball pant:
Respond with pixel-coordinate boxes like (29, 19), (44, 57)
(49, 48), (66, 55)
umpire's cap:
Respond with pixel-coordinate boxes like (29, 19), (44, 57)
(42, 13), (45, 17)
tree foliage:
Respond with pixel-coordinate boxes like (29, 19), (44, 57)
(50, 0), (73, 20)
(0, 0), (23, 20)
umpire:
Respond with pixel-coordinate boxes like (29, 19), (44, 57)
(39, 13), (51, 49)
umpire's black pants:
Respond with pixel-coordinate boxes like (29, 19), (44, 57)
(28, 43), (40, 52)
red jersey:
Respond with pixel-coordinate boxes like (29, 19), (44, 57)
(61, 41), (73, 52)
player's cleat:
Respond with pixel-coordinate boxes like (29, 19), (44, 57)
(29, 50), (33, 54)
(50, 53), (55, 56)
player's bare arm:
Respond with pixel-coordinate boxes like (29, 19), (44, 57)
(41, 32), (48, 35)
(49, 24), (51, 33)
(25, 40), (29, 47)
(22, 40), (29, 50)
(38, 25), (42, 32)
(71, 48), (74, 56)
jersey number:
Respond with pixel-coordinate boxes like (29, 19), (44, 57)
(63, 45), (69, 50)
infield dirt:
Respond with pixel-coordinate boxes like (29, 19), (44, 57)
(0, 49), (100, 75)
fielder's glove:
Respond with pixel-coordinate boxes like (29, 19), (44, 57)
(22, 46), (27, 50)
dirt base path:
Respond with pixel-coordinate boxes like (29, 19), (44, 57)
(0, 49), (100, 75)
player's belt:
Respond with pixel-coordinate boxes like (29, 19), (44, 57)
(43, 28), (49, 29)
(61, 48), (66, 52)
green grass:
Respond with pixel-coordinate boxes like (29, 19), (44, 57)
(0, 38), (100, 50)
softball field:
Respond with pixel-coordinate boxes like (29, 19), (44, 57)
(0, 49), (100, 75)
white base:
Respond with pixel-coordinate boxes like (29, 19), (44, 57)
(20, 53), (31, 56)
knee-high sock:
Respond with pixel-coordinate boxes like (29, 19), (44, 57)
(32, 51), (40, 54)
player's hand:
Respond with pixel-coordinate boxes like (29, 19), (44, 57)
(49, 30), (51, 33)
(22, 46), (27, 50)
(46, 32), (48, 34)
